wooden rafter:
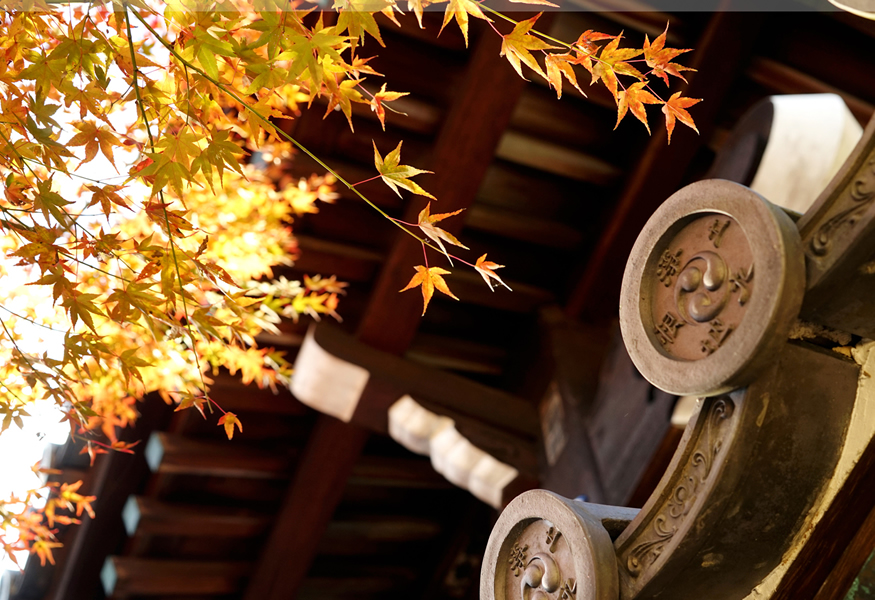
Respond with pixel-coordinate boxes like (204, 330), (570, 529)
(243, 22), (534, 600)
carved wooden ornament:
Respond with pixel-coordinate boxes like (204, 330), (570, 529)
(619, 180), (805, 396)
(481, 491), (626, 600)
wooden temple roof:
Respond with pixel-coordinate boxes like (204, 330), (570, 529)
(7, 7), (875, 600)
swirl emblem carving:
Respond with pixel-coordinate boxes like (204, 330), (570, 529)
(521, 553), (563, 600)
(650, 215), (754, 361)
(503, 520), (578, 600)
(676, 251), (729, 324)
(623, 397), (736, 578)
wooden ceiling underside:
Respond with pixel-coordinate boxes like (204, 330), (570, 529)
(12, 8), (875, 600)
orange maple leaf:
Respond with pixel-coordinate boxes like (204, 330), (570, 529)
(590, 34), (643, 102)
(218, 411), (243, 440)
(545, 53), (586, 99)
(616, 81), (662, 133)
(67, 120), (119, 166)
(417, 202), (469, 265)
(32, 539), (63, 566)
(663, 91), (701, 144)
(59, 480), (96, 519)
(573, 30), (616, 57)
(475, 254), (512, 291)
(643, 24), (695, 86)
(370, 83), (408, 131)
(400, 265), (459, 315)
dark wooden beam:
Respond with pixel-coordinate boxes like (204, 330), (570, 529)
(45, 395), (173, 600)
(122, 496), (270, 539)
(310, 323), (537, 439)
(565, 12), (766, 321)
(246, 21), (535, 600)
(208, 372), (309, 415)
(356, 23), (533, 353)
(144, 432), (294, 479)
(746, 57), (875, 124)
(243, 417), (369, 600)
(812, 500), (875, 600)
(318, 515), (443, 555)
(102, 557), (250, 598)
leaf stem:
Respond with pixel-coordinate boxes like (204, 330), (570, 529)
(350, 174), (381, 187)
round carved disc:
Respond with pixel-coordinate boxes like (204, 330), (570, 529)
(481, 490), (618, 600)
(619, 180), (805, 396)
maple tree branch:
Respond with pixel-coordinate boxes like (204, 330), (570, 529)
(481, 6), (568, 48)
(0, 313), (37, 372)
(129, 11), (459, 263)
(124, 4), (209, 396)
(0, 305), (65, 333)
(0, 380), (26, 407)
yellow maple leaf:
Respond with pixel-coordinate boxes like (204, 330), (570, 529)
(439, 0), (490, 47)
(500, 14), (559, 81)
(218, 411), (243, 440)
(374, 141), (434, 199)
(400, 265), (459, 315)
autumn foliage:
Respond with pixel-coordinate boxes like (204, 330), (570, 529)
(0, 0), (698, 568)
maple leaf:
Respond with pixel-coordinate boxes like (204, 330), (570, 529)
(500, 14), (559, 81)
(408, 0), (440, 28)
(475, 254), (511, 291)
(334, 0), (396, 48)
(176, 395), (209, 419)
(400, 265), (459, 315)
(545, 53), (585, 99)
(590, 34), (643, 102)
(439, 0), (490, 47)
(616, 81), (662, 133)
(67, 120), (119, 166)
(370, 83), (409, 130)
(85, 184), (131, 219)
(61, 291), (104, 333)
(643, 24), (694, 86)
(417, 202), (469, 265)
(218, 411), (243, 440)
(662, 91), (701, 144)
(324, 77), (367, 132)
(32, 539), (62, 566)
(571, 30), (615, 73)
(59, 480), (96, 519)
(79, 442), (107, 467)
(373, 141), (434, 199)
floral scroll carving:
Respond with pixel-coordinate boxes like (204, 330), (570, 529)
(809, 153), (875, 257)
(623, 397), (736, 578)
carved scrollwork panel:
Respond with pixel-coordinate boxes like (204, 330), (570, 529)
(619, 396), (737, 580)
(797, 117), (875, 338)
